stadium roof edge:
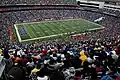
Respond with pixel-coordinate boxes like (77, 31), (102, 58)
(87, 0), (120, 2)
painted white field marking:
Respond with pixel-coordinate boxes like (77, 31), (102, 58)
(14, 18), (103, 42)
(23, 25), (33, 38)
(14, 24), (22, 42)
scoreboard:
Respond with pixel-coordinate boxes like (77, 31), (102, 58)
(76, 0), (105, 8)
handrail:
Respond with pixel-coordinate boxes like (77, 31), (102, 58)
(0, 56), (6, 77)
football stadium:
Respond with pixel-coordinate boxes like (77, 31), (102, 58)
(14, 19), (101, 42)
(1, 0), (120, 80)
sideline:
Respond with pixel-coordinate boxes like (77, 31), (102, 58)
(14, 24), (22, 42)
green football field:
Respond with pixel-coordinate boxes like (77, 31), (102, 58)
(14, 19), (102, 42)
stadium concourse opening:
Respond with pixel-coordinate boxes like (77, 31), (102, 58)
(14, 18), (103, 42)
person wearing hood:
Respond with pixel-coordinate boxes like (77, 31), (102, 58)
(79, 50), (87, 66)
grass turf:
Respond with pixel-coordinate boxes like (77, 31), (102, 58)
(14, 19), (101, 42)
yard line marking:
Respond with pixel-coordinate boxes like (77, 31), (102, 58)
(23, 25), (32, 38)
(35, 24), (45, 36)
(33, 26), (36, 30)
(52, 30), (56, 31)
(29, 25), (38, 38)
(45, 31), (48, 32)
(37, 32), (40, 33)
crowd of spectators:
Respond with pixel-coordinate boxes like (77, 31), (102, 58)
(1, 8), (120, 45)
(2, 35), (120, 80)
(0, 0), (76, 5)
(0, 2), (120, 80)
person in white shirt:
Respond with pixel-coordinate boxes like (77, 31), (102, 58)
(27, 60), (34, 68)
(37, 68), (49, 80)
(26, 59), (35, 75)
(37, 76), (49, 80)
